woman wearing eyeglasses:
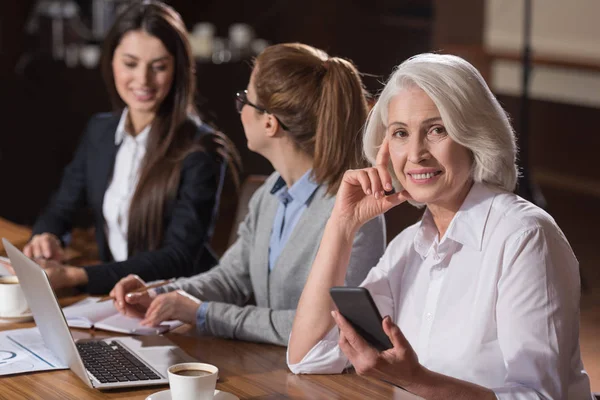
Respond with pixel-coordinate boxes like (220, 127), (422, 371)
(110, 43), (386, 346)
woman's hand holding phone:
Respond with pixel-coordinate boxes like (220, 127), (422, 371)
(331, 309), (423, 390)
(329, 286), (423, 389)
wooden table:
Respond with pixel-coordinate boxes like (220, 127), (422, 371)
(0, 219), (413, 399)
(0, 217), (31, 253)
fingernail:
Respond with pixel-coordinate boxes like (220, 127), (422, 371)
(331, 310), (336, 318)
(385, 183), (393, 191)
(366, 189), (372, 195)
(118, 301), (124, 308)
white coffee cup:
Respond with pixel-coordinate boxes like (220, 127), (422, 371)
(0, 276), (29, 317)
(168, 362), (219, 400)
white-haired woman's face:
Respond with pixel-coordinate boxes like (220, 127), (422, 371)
(386, 87), (473, 210)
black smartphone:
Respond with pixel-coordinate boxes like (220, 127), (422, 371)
(329, 286), (393, 351)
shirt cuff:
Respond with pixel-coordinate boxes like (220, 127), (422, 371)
(195, 301), (210, 333)
(287, 327), (349, 374)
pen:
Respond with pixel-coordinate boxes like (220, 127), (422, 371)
(97, 278), (176, 303)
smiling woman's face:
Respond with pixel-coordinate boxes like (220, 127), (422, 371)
(387, 86), (473, 210)
(112, 29), (174, 119)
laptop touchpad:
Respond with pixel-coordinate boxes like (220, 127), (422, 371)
(113, 336), (197, 376)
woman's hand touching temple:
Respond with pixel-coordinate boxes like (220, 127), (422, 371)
(332, 137), (407, 236)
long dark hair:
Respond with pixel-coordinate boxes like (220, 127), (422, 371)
(100, 0), (240, 255)
(254, 43), (369, 195)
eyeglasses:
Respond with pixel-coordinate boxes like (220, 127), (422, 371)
(235, 90), (289, 131)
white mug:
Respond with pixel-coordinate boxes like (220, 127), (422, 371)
(168, 362), (219, 400)
(0, 276), (29, 317)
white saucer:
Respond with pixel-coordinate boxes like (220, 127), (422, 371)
(145, 389), (239, 400)
(0, 311), (33, 323)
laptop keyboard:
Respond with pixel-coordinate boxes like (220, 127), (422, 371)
(76, 340), (162, 383)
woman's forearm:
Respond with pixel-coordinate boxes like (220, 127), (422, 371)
(288, 214), (358, 364)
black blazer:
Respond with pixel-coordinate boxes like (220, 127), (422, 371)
(32, 112), (220, 294)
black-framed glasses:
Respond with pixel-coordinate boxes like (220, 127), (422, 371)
(235, 90), (289, 131)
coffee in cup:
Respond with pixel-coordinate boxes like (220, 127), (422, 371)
(173, 369), (213, 377)
(0, 276), (29, 317)
(168, 362), (218, 400)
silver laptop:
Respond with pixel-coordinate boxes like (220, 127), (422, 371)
(3, 238), (196, 389)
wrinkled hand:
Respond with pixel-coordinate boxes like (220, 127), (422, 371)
(332, 310), (423, 388)
(333, 137), (407, 232)
(24, 233), (64, 262)
(111, 275), (152, 318)
(141, 290), (201, 326)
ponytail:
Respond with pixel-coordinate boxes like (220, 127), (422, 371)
(254, 43), (369, 195)
(313, 58), (369, 194)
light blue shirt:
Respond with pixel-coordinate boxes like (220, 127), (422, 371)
(195, 170), (319, 332)
(268, 170), (319, 270)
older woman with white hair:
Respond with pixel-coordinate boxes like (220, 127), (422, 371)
(287, 53), (593, 399)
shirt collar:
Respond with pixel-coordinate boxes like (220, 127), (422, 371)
(414, 182), (499, 257)
(115, 108), (151, 146)
(270, 169), (319, 206)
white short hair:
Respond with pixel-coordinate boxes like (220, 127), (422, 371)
(363, 53), (518, 193)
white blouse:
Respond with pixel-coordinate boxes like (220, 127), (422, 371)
(102, 109), (151, 262)
(288, 183), (592, 399)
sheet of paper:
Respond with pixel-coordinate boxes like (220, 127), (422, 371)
(62, 296), (116, 328)
(0, 327), (67, 376)
(0, 256), (12, 276)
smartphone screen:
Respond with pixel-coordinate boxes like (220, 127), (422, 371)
(329, 287), (393, 351)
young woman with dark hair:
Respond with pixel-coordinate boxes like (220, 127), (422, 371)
(19, 0), (240, 294)
(110, 43), (387, 346)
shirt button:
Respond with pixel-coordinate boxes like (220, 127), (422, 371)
(426, 312), (433, 320)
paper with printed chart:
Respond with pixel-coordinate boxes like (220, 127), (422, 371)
(0, 327), (67, 376)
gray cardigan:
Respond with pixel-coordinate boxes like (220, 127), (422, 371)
(161, 172), (386, 346)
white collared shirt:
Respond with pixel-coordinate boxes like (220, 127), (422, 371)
(288, 183), (592, 399)
(102, 109), (151, 262)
